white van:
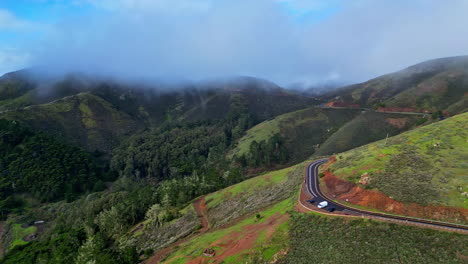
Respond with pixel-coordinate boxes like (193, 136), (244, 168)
(317, 201), (328, 209)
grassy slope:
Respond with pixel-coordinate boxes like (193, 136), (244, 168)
(126, 204), (199, 253)
(0, 92), (139, 153)
(229, 118), (281, 158)
(164, 199), (293, 264)
(315, 111), (422, 156)
(286, 213), (468, 263)
(231, 107), (423, 164)
(325, 56), (468, 113)
(329, 112), (468, 208)
(159, 156), (468, 263)
(230, 108), (361, 162)
(8, 224), (36, 250)
(160, 164), (304, 263)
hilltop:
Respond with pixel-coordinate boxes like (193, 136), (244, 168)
(323, 56), (468, 114)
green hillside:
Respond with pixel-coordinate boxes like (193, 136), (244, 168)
(230, 108), (360, 162)
(286, 213), (468, 264)
(0, 71), (35, 111)
(315, 111), (423, 156)
(1, 57), (467, 263)
(0, 92), (139, 153)
(325, 56), (468, 114)
(0, 119), (107, 219)
(232, 107), (423, 166)
(0, 73), (317, 154)
(327, 112), (468, 210)
(154, 162), (467, 263)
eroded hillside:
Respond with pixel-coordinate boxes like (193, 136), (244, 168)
(322, 112), (468, 224)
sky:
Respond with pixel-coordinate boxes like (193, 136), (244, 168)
(1, 0), (468, 87)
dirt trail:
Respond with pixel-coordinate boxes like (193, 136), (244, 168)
(183, 213), (289, 264)
(193, 198), (209, 232)
(146, 197), (209, 264)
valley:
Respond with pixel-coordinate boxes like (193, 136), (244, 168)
(0, 56), (467, 263)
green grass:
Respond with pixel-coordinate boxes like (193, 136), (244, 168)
(160, 151), (468, 263)
(286, 212), (468, 264)
(328, 112), (468, 208)
(0, 92), (138, 153)
(157, 162), (307, 263)
(230, 117), (281, 158)
(232, 106), (421, 165)
(9, 224), (37, 249)
(205, 165), (297, 210)
(0, 90), (35, 111)
(162, 198), (294, 263)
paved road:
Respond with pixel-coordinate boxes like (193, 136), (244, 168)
(318, 106), (429, 116)
(304, 159), (468, 232)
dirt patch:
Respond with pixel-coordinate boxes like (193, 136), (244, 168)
(184, 213), (289, 264)
(323, 172), (468, 223)
(323, 171), (355, 197)
(386, 118), (408, 129)
(193, 198), (209, 232)
(147, 197), (210, 264)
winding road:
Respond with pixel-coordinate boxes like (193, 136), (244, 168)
(302, 159), (468, 232)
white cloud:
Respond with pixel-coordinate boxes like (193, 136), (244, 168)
(0, 9), (31, 30)
(0, 48), (30, 76)
(16, 0), (468, 86)
(277, 0), (341, 12)
(85, 0), (214, 14)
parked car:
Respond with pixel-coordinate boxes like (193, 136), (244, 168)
(317, 201), (328, 208)
(306, 199), (316, 204)
(326, 207), (336, 212)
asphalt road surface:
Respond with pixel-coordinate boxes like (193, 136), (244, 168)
(305, 159), (468, 232)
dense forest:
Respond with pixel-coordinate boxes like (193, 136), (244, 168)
(0, 120), (109, 220)
(236, 133), (289, 167)
(0, 100), (261, 262)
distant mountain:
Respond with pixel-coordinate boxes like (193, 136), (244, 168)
(0, 72), (318, 153)
(323, 56), (468, 114)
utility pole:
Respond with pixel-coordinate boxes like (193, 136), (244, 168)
(384, 133), (389, 146)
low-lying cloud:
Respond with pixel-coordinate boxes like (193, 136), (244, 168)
(16, 0), (468, 86)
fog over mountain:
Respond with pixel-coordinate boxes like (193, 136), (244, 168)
(3, 0), (468, 87)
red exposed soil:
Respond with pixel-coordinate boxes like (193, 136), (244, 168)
(325, 101), (360, 108)
(322, 171), (468, 223)
(294, 161), (467, 234)
(296, 160), (352, 216)
(182, 213), (289, 264)
(194, 198), (209, 232)
(146, 197), (209, 264)
(386, 118), (408, 129)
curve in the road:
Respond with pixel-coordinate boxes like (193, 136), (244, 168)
(304, 159), (468, 232)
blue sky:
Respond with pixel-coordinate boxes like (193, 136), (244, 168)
(1, 0), (468, 86)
